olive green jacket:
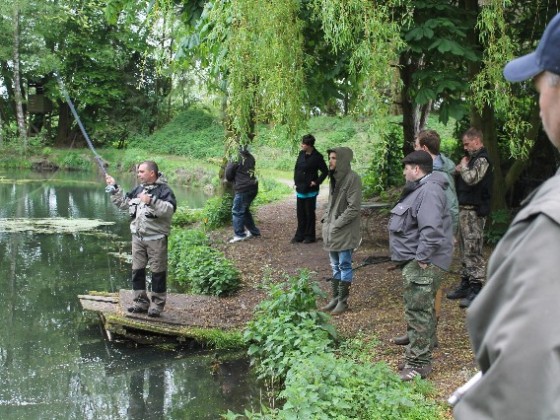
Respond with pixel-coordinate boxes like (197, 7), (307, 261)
(322, 147), (362, 252)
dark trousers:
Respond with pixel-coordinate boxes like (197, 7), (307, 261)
(295, 196), (317, 241)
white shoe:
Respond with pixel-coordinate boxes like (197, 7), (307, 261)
(229, 235), (248, 243)
(244, 230), (253, 239)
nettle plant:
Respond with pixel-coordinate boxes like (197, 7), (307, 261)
(168, 228), (240, 296)
(243, 270), (336, 381)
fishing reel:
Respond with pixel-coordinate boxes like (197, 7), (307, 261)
(105, 184), (117, 193)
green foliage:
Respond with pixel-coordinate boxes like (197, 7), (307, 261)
(229, 332), (445, 419)
(275, 340), (444, 420)
(244, 271), (335, 381)
(485, 208), (512, 245)
(56, 151), (91, 170)
(313, 0), (403, 117)
(203, 193), (234, 229)
(127, 108), (226, 159)
(119, 148), (151, 172)
(168, 228), (241, 296)
(182, 327), (244, 350)
(172, 206), (204, 227)
(253, 178), (292, 207)
(362, 122), (404, 198)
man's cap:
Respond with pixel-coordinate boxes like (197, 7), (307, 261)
(402, 150), (433, 170)
(504, 13), (560, 82)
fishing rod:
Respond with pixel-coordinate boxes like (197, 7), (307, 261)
(55, 74), (108, 178)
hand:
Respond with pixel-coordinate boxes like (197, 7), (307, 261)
(310, 181), (317, 187)
(138, 192), (152, 204)
(105, 174), (115, 185)
(418, 261), (428, 269)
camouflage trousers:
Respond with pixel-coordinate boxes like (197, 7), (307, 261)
(402, 260), (443, 366)
(458, 208), (486, 283)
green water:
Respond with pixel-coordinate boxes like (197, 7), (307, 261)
(0, 171), (262, 419)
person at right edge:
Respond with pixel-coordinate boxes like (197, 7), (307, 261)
(446, 127), (492, 308)
(320, 147), (362, 315)
(453, 13), (560, 419)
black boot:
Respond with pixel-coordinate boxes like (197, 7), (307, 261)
(331, 281), (350, 315)
(320, 279), (340, 312)
(459, 281), (482, 308)
(148, 271), (167, 317)
(446, 277), (470, 300)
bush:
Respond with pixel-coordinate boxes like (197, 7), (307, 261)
(277, 349), (444, 419)
(56, 151), (91, 170)
(168, 228), (240, 296)
(203, 193), (234, 229)
(173, 206), (204, 227)
(362, 122), (404, 198)
(244, 271), (335, 381)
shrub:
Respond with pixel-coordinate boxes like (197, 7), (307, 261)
(173, 206), (204, 227)
(203, 193), (234, 229)
(244, 271), (335, 381)
(168, 228), (240, 296)
(362, 122), (404, 198)
(277, 350), (444, 419)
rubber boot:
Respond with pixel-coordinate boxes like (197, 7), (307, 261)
(446, 276), (470, 300)
(128, 269), (149, 313)
(320, 279), (340, 312)
(148, 292), (167, 317)
(128, 290), (149, 313)
(459, 281), (482, 308)
(148, 271), (167, 317)
(331, 281), (350, 315)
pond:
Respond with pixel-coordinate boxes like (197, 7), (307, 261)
(0, 170), (262, 419)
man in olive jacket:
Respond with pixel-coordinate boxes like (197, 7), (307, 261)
(321, 147), (362, 315)
(453, 12), (560, 419)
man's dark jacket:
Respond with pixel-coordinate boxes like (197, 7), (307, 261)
(225, 149), (258, 193)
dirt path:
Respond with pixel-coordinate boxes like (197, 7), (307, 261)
(212, 192), (482, 406)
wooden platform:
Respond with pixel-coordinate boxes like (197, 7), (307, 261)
(79, 290), (255, 347)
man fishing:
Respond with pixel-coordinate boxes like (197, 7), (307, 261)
(105, 161), (176, 317)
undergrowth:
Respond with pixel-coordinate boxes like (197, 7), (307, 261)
(168, 228), (240, 296)
(226, 271), (446, 420)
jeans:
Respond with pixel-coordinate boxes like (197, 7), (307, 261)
(329, 249), (354, 282)
(232, 190), (260, 237)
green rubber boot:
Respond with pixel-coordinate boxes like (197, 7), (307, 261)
(320, 279), (340, 312)
(331, 281), (350, 315)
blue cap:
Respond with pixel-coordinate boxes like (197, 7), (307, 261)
(504, 13), (560, 82)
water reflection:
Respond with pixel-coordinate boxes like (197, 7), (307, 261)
(0, 171), (261, 419)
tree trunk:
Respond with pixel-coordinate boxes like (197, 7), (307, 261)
(55, 101), (72, 146)
(12, 5), (27, 149)
(399, 52), (430, 156)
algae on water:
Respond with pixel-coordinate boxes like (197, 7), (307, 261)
(0, 217), (115, 234)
